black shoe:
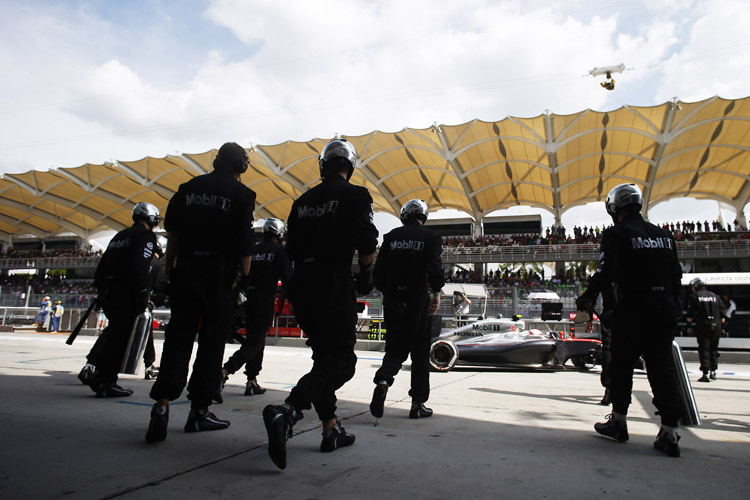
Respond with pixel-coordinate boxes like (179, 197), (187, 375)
(184, 409), (231, 433)
(212, 373), (229, 404)
(698, 373), (710, 382)
(594, 414), (629, 442)
(320, 421), (356, 453)
(709, 370), (717, 380)
(653, 429), (681, 457)
(95, 383), (133, 398)
(263, 405), (302, 469)
(599, 389), (611, 405)
(244, 381), (266, 396)
(145, 404), (169, 443)
(144, 365), (159, 380)
(77, 365), (95, 385)
(369, 381), (388, 418)
(409, 403), (433, 419)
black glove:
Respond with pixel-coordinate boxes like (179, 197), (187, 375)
(575, 295), (595, 313)
(356, 262), (374, 296)
(168, 268), (178, 294)
(598, 310), (615, 331)
(238, 274), (249, 291)
(135, 289), (149, 310)
(151, 293), (166, 308)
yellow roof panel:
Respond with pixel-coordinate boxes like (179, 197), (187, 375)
(1, 95), (748, 241)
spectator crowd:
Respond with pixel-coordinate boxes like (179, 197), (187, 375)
(442, 218), (749, 250)
(1, 247), (102, 259)
(1, 218), (747, 304)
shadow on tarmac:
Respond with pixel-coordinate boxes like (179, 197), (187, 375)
(1, 340), (749, 500)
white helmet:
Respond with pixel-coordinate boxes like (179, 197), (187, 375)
(605, 183), (642, 218)
(132, 202), (161, 228)
(400, 199), (428, 224)
(262, 218), (285, 238)
(319, 139), (357, 180)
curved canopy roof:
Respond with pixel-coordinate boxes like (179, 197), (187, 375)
(1, 94), (748, 242)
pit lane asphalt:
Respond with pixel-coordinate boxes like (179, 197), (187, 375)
(1, 331), (748, 500)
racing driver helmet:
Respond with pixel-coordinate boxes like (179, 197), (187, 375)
(605, 183), (643, 219)
(319, 139), (357, 181)
(262, 218), (285, 238)
(132, 202), (162, 228)
(400, 199), (429, 224)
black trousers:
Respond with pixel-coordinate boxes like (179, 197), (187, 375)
(374, 292), (431, 403)
(285, 266), (357, 421)
(599, 325), (613, 389)
(150, 283), (233, 409)
(223, 290), (274, 379)
(89, 302), (141, 386)
(696, 325), (721, 372)
(143, 330), (156, 368)
(608, 296), (683, 427)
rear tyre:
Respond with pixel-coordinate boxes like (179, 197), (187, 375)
(429, 339), (458, 372)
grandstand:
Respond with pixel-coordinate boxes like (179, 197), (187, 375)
(2, 221), (748, 341)
(0, 95), (748, 339)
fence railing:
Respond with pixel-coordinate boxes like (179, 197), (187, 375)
(441, 239), (750, 263)
(0, 293), (97, 309)
(1, 306), (88, 332)
(0, 256), (101, 270)
(2, 239), (747, 271)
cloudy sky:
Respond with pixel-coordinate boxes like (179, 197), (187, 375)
(1, 0), (748, 236)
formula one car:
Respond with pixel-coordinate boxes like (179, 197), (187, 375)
(429, 317), (601, 372)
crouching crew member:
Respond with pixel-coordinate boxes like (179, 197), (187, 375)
(85, 202), (160, 397)
(686, 277), (723, 382)
(369, 199), (443, 419)
(220, 218), (292, 396)
(262, 138), (378, 469)
(146, 142), (256, 443)
(586, 183), (684, 457)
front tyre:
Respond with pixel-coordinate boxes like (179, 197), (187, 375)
(429, 339), (458, 372)
(571, 356), (587, 369)
(571, 349), (599, 370)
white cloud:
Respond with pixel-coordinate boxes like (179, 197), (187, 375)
(0, 0), (747, 230)
(0, 1), (671, 169)
(656, 0), (750, 102)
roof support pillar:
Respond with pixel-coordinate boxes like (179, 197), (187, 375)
(733, 181), (750, 229)
(544, 111), (562, 224)
(735, 210), (748, 230)
(642, 98), (679, 217)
